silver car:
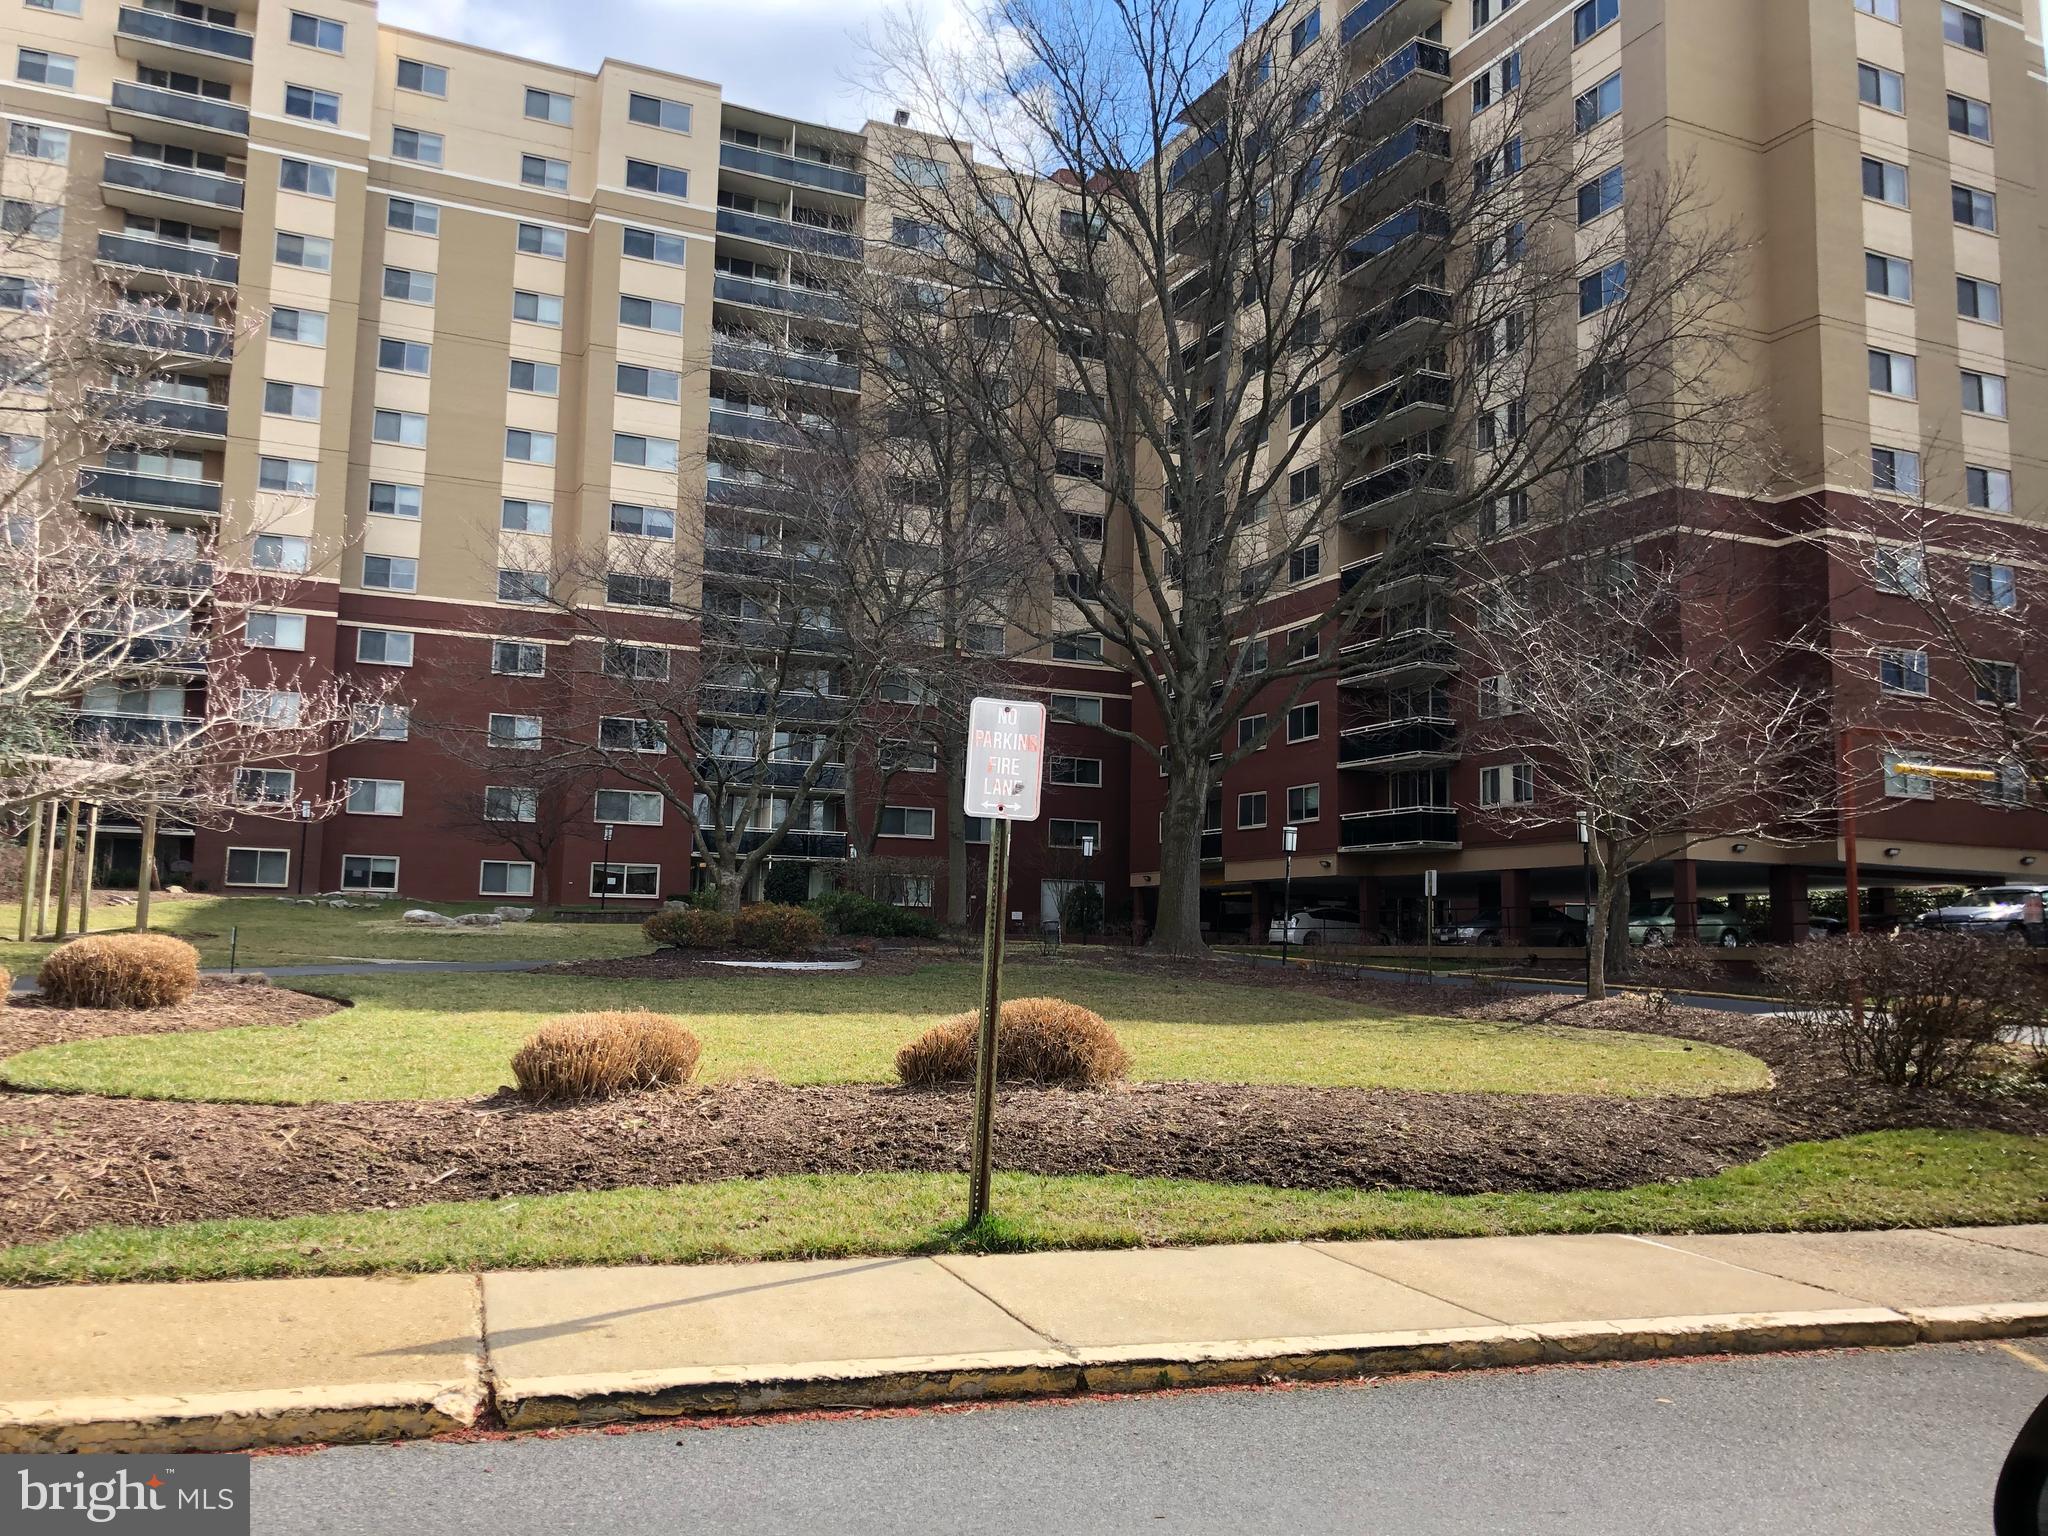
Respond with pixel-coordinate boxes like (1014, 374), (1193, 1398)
(1914, 885), (2048, 945)
(1267, 905), (1364, 946)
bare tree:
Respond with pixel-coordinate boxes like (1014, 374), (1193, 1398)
(430, 725), (600, 907)
(861, 0), (1750, 952)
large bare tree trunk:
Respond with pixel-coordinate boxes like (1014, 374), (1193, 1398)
(943, 739), (969, 928)
(1153, 776), (1207, 956)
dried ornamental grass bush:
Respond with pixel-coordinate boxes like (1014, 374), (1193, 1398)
(1759, 933), (2048, 1093)
(732, 903), (825, 956)
(643, 906), (736, 950)
(511, 1011), (702, 1103)
(37, 934), (200, 1010)
(895, 996), (1131, 1088)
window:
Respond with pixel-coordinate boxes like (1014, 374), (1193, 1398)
(355, 628), (414, 666)
(225, 848), (290, 888)
(520, 154), (569, 191)
(1883, 752), (1933, 800)
(1049, 819), (1102, 850)
(627, 91), (692, 132)
(246, 611), (306, 650)
(492, 640), (545, 676)
(609, 503), (674, 539)
(605, 573), (671, 609)
(509, 359), (559, 395)
(1290, 543), (1322, 583)
(358, 702), (410, 742)
(1871, 446), (1921, 498)
(1868, 348), (1916, 398)
(336, 855), (398, 893)
(383, 266), (435, 304)
(1962, 370), (2007, 418)
(17, 48), (77, 87)
(8, 123), (67, 162)
(524, 87), (572, 125)
(284, 84), (341, 124)
(1583, 452), (1629, 502)
(1470, 48), (1521, 113)
(616, 364), (680, 401)
(1048, 755), (1103, 788)
(613, 433), (678, 471)
(392, 126), (443, 165)
(1286, 701), (1320, 742)
(238, 688), (302, 726)
(396, 57), (447, 95)
(1477, 674), (1513, 718)
(258, 456), (317, 494)
(878, 805), (936, 839)
(1858, 63), (1904, 113)
(1953, 183), (1997, 231)
(892, 217), (943, 252)
(624, 159), (688, 199)
(623, 226), (687, 265)
(481, 861), (535, 897)
(1287, 784), (1321, 824)
(497, 570), (548, 605)
(1948, 93), (1992, 142)
(602, 643), (668, 680)
(1871, 544), (1927, 598)
(1054, 633), (1105, 663)
(388, 197), (440, 235)
(1577, 165), (1624, 223)
(271, 306), (327, 344)
(618, 295), (684, 332)
(1856, 0), (1900, 18)
(1237, 713), (1267, 750)
(361, 555), (417, 592)
(346, 778), (404, 816)
(1879, 648), (1930, 696)
(24, 0), (83, 13)
(1865, 252), (1911, 302)
(1574, 71), (1621, 133)
(278, 157), (336, 198)
(1966, 466), (2013, 514)
(377, 337), (431, 375)
(1289, 8), (1319, 54)
(236, 769), (294, 805)
(1862, 156), (1908, 207)
(275, 232), (333, 271)
(0, 198), (59, 240)
(1237, 791), (1268, 829)
(1974, 661), (2020, 707)
(289, 11), (345, 50)
(502, 429), (554, 466)
(485, 787), (537, 823)
(594, 789), (663, 825)
(1943, 4), (1986, 50)
(1572, 0), (1618, 45)
(263, 381), (322, 419)
(591, 863), (661, 898)
(489, 713), (542, 749)
(1051, 693), (1102, 726)
(373, 409), (428, 447)
(252, 534), (310, 573)
(1957, 276), (2001, 324)
(368, 481), (421, 519)
(1579, 260), (1627, 317)
(1480, 762), (1536, 806)
(512, 290), (563, 326)
(1970, 562), (2018, 610)
(518, 222), (567, 258)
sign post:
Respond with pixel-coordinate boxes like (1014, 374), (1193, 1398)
(1423, 867), (1439, 983)
(962, 696), (1048, 1226)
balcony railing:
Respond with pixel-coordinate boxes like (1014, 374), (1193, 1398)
(1339, 0), (1449, 48)
(116, 5), (256, 63)
(711, 337), (858, 391)
(1341, 39), (1454, 119)
(715, 206), (861, 261)
(102, 153), (245, 213)
(1339, 807), (1459, 849)
(89, 389), (228, 440)
(736, 828), (850, 859)
(78, 632), (208, 671)
(1339, 121), (1451, 202)
(1339, 627), (1457, 685)
(712, 272), (855, 325)
(1341, 203), (1451, 281)
(1339, 370), (1452, 444)
(1168, 124), (1227, 189)
(1338, 718), (1458, 766)
(705, 757), (850, 792)
(94, 307), (235, 361)
(707, 406), (804, 446)
(718, 142), (866, 198)
(71, 713), (200, 747)
(1339, 544), (1455, 597)
(1343, 285), (1451, 367)
(120, 557), (216, 592)
(698, 686), (849, 724)
(96, 232), (239, 285)
(1340, 454), (1455, 527)
(703, 614), (846, 653)
(109, 80), (250, 139)
(77, 468), (223, 516)
(1201, 829), (1224, 862)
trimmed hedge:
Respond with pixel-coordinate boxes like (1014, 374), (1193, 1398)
(807, 890), (943, 940)
(732, 903), (825, 955)
(511, 1011), (701, 1102)
(896, 996), (1130, 1088)
(37, 934), (199, 1010)
(643, 906), (736, 949)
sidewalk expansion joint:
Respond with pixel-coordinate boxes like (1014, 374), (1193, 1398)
(471, 1271), (505, 1431)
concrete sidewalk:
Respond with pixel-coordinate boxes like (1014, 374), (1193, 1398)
(7, 1226), (2048, 1453)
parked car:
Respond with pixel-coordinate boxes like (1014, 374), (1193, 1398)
(1801, 914), (1848, 941)
(1267, 906), (1364, 946)
(1435, 903), (1590, 947)
(1913, 885), (2048, 946)
(1629, 897), (1750, 948)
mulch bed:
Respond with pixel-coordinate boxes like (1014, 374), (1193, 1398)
(2, 957), (2045, 1249)
(541, 945), (947, 980)
(0, 977), (341, 1056)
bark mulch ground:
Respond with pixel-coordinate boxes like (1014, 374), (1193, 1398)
(2, 957), (2044, 1248)
(539, 944), (948, 980)
(0, 977), (340, 1056)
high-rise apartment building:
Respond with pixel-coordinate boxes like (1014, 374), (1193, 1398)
(3, 0), (2043, 936)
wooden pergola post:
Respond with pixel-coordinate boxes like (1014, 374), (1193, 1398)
(79, 805), (99, 935)
(16, 799), (43, 943)
(53, 800), (80, 941)
(134, 808), (158, 932)
(36, 798), (59, 939)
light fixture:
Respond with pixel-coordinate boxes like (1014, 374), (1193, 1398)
(1883, 847), (1902, 859)
(1081, 834), (1095, 859)
(1282, 824), (1299, 855)
(1319, 859), (1333, 871)
(2023, 856), (2039, 868)
(1730, 843), (1748, 855)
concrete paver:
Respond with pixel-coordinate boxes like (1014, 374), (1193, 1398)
(1315, 1233), (1849, 1323)
(938, 1243), (1490, 1348)
(1664, 1230), (2048, 1309)
(1943, 1224), (2048, 1259)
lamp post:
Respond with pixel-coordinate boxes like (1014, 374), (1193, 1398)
(599, 822), (614, 916)
(1078, 832), (1094, 942)
(295, 799), (312, 895)
(1279, 823), (1299, 966)
(1577, 808), (1593, 989)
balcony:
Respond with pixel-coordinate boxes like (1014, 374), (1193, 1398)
(707, 405), (805, 447)
(699, 686), (848, 724)
(703, 614), (846, 654)
(78, 632), (208, 672)
(71, 713), (200, 747)
(1339, 626), (1458, 688)
(1339, 543), (1455, 602)
(1343, 285), (1450, 371)
(77, 468), (222, 518)
(1340, 121), (1451, 207)
(707, 757), (850, 792)
(1339, 0), (1449, 49)
(1338, 718), (1459, 769)
(1339, 806), (1460, 850)
(115, 6), (255, 76)
(715, 206), (861, 262)
(109, 80), (249, 154)
(737, 828), (850, 860)
(1339, 370), (1452, 451)
(101, 154), (245, 225)
(1340, 202), (1451, 288)
(1201, 829), (1224, 862)
(89, 388), (228, 443)
(94, 307), (235, 367)
(712, 337), (859, 392)
(1340, 453), (1455, 530)
(96, 231), (239, 288)
(120, 557), (216, 592)
(703, 544), (840, 583)
(712, 272), (855, 326)
(1167, 124), (1227, 190)
(1342, 39), (1454, 126)
(718, 142), (865, 199)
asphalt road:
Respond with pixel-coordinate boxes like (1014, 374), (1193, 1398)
(252, 1343), (2048, 1535)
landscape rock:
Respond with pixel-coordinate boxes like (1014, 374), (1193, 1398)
(494, 907), (534, 923)
(402, 909), (458, 927)
(454, 913), (504, 928)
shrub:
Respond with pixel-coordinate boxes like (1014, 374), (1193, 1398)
(896, 996), (1130, 1088)
(808, 889), (943, 940)
(642, 906), (735, 950)
(1759, 933), (2048, 1093)
(732, 902), (825, 955)
(37, 933), (199, 1010)
(511, 1011), (701, 1102)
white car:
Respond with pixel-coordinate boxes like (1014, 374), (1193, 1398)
(1267, 906), (1364, 946)
(1914, 885), (2048, 945)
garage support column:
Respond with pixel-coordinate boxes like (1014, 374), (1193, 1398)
(1251, 886), (1273, 945)
(1498, 868), (1531, 946)
(1768, 866), (1809, 945)
(1672, 858), (1700, 944)
(1355, 876), (1382, 941)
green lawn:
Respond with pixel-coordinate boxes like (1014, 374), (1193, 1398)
(1, 1131), (2036, 1286)
(0, 960), (1771, 1103)
(0, 895), (653, 974)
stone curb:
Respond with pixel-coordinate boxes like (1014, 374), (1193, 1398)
(0, 1380), (485, 1455)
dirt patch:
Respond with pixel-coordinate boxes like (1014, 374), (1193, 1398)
(0, 979), (340, 1057)
(541, 945), (947, 979)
